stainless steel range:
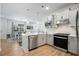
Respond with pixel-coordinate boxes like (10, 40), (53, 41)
(54, 33), (70, 51)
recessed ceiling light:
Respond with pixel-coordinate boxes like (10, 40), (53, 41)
(26, 9), (30, 11)
(46, 6), (49, 10)
(41, 5), (44, 8)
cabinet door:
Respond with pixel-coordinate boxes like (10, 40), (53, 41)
(68, 36), (77, 54)
(38, 35), (43, 46)
(42, 35), (46, 45)
(47, 34), (53, 46)
(54, 10), (69, 26)
(60, 10), (69, 19)
(22, 36), (28, 50)
(69, 9), (77, 26)
(38, 35), (46, 46)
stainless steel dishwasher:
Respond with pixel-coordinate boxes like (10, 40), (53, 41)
(28, 35), (38, 50)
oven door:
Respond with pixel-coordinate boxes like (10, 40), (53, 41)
(54, 36), (68, 50)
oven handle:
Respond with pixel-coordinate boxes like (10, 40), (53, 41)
(54, 36), (67, 39)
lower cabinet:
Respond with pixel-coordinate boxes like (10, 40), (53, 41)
(47, 34), (53, 46)
(28, 34), (53, 50)
(22, 35), (28, 51)
(37, 34), (47, 46)
(68, 36), (77, 54)
(36, 34), (53, 47)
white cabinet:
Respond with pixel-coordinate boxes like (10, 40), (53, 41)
(38, 34), (53, 46)
(60, 10), (69, 19)
(69, 9), (77, 26)
(22, 35), (28, 51)
(54, 14), (61, 25)
(47, 34), (53, 46)
(68, 36), (77, 54)
(38, 35), (43, 46)
(54, 10), (69, 26)
(38, 34), (46, 46)
(42, 34), (47, 44)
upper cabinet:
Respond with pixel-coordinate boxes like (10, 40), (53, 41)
(46, 8), (78, 28)
(53, 9), (78, 27)
(53, 10), (69, 26)
(60, 10), (69, 19)
(69, 9), (78, 26)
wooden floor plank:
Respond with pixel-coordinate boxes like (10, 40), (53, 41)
(0, 39), (73, 56)
(24, 45), (73, 56)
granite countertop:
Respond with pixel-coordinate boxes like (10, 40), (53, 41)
(22, 33), (48, 36)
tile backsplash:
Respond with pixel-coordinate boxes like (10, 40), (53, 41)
(47, 25), (76, 35)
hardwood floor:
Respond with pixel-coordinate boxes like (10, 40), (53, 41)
(0, 39), (73, 56)
(25, 45), (72, 56)
(0, 39), (25, 56)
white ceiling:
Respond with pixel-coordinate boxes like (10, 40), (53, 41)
(1, 3), (73, 22)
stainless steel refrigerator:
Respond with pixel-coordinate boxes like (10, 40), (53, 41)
(76, 10), (79, 55)
(69, 9), (79, 55)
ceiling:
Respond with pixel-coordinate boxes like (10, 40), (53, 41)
(1, 3), (73, 22)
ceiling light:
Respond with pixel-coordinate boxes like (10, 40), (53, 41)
(41, 5), (44, 8)
(46, 6), (49, 10)
(26, 9), (30, 11)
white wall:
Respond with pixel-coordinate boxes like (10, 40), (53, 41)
(1, 17), (8, 39)
(0, 16), (45, 39)
(0, 4), (1, 39)
(0, 17), (26, 39)
(0, 18), (1, 39)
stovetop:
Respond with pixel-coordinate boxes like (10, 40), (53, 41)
(54, 33), (70, 36)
